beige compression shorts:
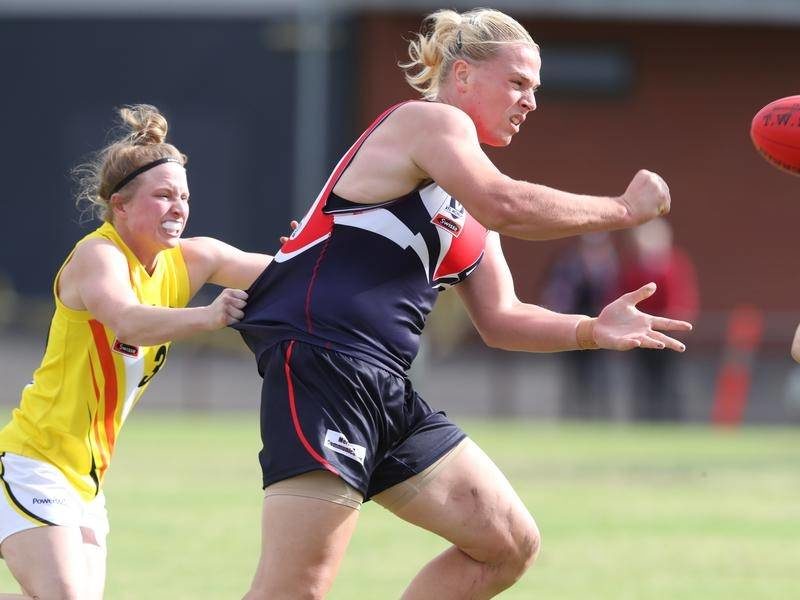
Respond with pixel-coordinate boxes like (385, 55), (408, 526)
(264, 438), (469, 512)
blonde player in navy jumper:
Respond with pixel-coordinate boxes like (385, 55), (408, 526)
(236, 8), (692, 599)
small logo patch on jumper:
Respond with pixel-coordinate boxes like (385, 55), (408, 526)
(431, 196), (466, 237)
(32, 497), (66, 505)
(324, 430), (366, 465)
(112, 340), (139, 358)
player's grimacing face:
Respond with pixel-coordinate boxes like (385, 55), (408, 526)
(120, 163), (190, 251)
(463, 43), (541, 147)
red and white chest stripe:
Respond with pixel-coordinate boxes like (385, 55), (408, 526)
(331, 183), (486, 286)
(275, 104), (406, 263)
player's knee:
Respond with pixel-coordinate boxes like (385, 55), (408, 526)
(476, 512), (541, 587)
(515, 516), (542, 576)
(501, 516), (541, 584)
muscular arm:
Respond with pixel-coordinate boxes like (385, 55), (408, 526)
(456, 233), (585, 351)
(60, 239), (249, 347)
(406, 103), (667, 240)
(456, 232), (691, 353)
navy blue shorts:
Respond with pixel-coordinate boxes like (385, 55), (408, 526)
(258, 340), (466, 500)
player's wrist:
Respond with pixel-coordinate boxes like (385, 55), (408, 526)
(575, 317), (599, 350)
(198, 304), (221, 332)
(613, 194), (636, 227)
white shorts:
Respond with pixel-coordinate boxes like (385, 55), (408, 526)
(0, 452), (109, 548)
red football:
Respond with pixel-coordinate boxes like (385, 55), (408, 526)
(750, 95), (800, 175)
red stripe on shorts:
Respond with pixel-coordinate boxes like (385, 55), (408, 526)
(283, 341), (339, 475)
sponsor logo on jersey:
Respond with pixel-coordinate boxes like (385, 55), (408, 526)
(431, 197), (466, 237)
(112, 339), (139, 358)
(324, 429), (366, 465)
(32, 497), (66, 505)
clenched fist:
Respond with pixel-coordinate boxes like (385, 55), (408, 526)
(618, 170), (671, 225)
(206, 288), (248, 328)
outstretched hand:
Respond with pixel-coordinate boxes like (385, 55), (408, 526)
(593, 282), (692, 351)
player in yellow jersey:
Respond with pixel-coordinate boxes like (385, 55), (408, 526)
(0, 105), (271, 600)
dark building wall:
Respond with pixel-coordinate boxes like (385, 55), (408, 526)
(0, 17), (357, 299)
(355, 15), (800, 311)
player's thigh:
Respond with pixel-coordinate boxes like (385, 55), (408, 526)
(250, 471), (362, 594)
(258, 495), (359, 567)
(77, 489), (109, 600)
(2, 525), (90, 598)
(374, 438), (539, 562)
(82, 531), (107, 600)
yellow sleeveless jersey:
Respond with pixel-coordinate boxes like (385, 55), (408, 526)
(0, 222), (191, 500)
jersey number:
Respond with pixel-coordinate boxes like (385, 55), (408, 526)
(138, 345), (168, 387)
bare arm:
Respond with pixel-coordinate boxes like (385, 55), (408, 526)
(455, 233), (585, 350)
(179, 236), (272, 295)
(456, 232), (691, 352)
(407, 103), (669, 240)
(61, 239), (249, 347)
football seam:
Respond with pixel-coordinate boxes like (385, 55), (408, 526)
(750, 132), (800, 150)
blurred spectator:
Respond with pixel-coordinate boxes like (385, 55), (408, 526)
(541, 233), (619, 418)
(617, 219), (699, 420)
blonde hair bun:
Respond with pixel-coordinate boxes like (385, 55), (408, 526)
(119, 104), (169, 146)
(73, 104), (186, 223)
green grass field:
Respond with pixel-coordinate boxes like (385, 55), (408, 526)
(1, 414), (798, 599)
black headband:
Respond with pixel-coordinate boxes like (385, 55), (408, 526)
(110, 157), (183, 195)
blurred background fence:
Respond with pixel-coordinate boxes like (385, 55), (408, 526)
(3, 301), (800, 425)
(1, 0), (799, 425)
